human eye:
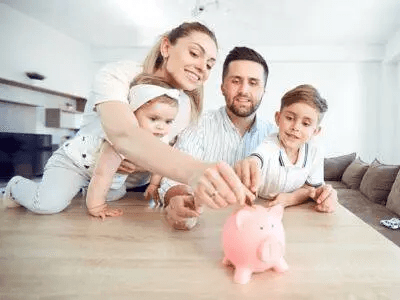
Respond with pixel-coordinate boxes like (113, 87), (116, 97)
(285, 115), (293, 121)
(232, 78), (240, 84)
(249, 80), (259, 86)
(190, 50), (200, 58)
(166, 119), (174, 125)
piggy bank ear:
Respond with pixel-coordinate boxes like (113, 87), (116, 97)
(268, 204), (284, 220)
(235, 209), (253, 230)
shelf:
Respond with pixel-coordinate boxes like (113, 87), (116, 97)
(45, 108), (83, 129)
(0, 77), (87, 112)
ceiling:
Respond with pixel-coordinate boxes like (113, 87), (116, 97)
(2, 0), (400, 48)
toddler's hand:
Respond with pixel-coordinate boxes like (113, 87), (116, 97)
(144, 184), (160, 206)
(88, 203), (123, 220)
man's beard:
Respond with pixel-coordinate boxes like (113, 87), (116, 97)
(227, 99), (261, 117)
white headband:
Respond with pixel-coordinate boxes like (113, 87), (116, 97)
(128, 84), (181, 111)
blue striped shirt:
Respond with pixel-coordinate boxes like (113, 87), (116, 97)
(159, 106), (276, 201)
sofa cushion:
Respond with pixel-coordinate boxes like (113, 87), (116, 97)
(342, 157), (369, 189)
(324, 153), (356, 181)
(359, 159), (400, 205)
(325, 180), (348, 190)
(386, 170), (400, 216)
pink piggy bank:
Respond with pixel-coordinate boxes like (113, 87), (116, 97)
(222, 204), (288, 284)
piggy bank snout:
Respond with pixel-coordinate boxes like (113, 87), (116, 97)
(258, 235), (284, 263)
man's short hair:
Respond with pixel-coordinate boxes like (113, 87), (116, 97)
(222, 47), (269, 86)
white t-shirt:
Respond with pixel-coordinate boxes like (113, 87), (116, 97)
(252, 133), (324, 199)
(64, 60), (192, 188)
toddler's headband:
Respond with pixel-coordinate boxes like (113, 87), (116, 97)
(128, 84), (181, 111)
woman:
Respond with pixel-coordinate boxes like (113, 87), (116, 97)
(3, 22), (251, 220)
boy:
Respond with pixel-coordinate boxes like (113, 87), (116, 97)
(234, 84), (337, 212)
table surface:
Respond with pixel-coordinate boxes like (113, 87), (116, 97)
(1, 192), (400, 300)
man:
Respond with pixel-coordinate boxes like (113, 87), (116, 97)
(159, 46), (275, 229)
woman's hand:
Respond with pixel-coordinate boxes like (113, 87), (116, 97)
(87, 203), (123, 220)
(188, 161), (254, 209)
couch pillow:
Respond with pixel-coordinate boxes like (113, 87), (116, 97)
(342, 157), (369, 189)
(359, 159), (400, 205)
(386, 170), (400, 216)
(324, 153), (356, 181)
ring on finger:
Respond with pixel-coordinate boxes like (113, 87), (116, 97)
(211, 191), (219, 198)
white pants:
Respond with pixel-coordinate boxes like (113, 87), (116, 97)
(8, 147), (126, 214)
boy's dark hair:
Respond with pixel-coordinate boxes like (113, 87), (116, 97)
(281, 84), (328, 123)
(222, 47), (269, 86)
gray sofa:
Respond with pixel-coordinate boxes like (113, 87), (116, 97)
(324, 153), (400, 247)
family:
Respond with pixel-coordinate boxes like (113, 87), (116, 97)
(3, 21), (337, 230)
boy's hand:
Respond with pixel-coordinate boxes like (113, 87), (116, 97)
(234, 156), (261, 194)
(313, 184), (337, 213)
(144, 184), (160, 206)
(88, 203), (123, 220)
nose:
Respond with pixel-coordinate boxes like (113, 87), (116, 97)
(194, 58), (207, 74)
(291, 120), (301, 131)
(238, 82), (250, 95)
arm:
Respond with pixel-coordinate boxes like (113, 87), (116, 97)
(262, 184), (316, 208)
(144, 174), (163, 205)
(86, 141), (124, 219)
(97, 102), (247, 206)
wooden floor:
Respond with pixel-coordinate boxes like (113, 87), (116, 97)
(1, 191), (400, 299)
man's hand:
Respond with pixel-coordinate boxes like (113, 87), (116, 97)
(234, 156), (262, 194)
(313, 184), (337, 213)
(87, 203), (123, 220)
(165, 194), (201, 230)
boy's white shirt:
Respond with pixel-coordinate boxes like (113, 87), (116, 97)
(253, 133), (324, 199)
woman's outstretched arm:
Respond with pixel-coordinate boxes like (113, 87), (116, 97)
(96, 101), (249, 207)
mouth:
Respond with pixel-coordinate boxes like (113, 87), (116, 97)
(285, 132), (300, 140)
(184, 70), (201, 83)
(153, 133), (165, 138)
(234, 96), (251, 103)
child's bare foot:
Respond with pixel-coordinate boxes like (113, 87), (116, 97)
(2, 176), (23, 208)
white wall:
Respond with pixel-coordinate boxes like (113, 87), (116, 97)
(0, 4), (92, 98)
(91, 43), (395, 162)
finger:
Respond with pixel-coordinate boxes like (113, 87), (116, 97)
(240, 161), (251, 190)
(194, 175), (223, 209)
(316, 186), (331, 204)
(216, 161), (246, 205)
(249, 163), (261, 193)
(244, 186), (256, 206)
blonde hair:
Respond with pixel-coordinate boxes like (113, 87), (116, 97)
(142, 22), (218, 122)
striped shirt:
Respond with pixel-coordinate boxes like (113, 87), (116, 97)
(158, 106), (276, 201)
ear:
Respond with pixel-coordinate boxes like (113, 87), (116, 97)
(268, 204), (284, 220)
(235, 209), (253, 230)
(274, 111), (280, 127)
(160, 37), (171, 59)
(313, 126), (321, 136)
(220, 83), (226, 96)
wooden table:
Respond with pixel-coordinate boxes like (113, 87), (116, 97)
(1, 192), (400, 299)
